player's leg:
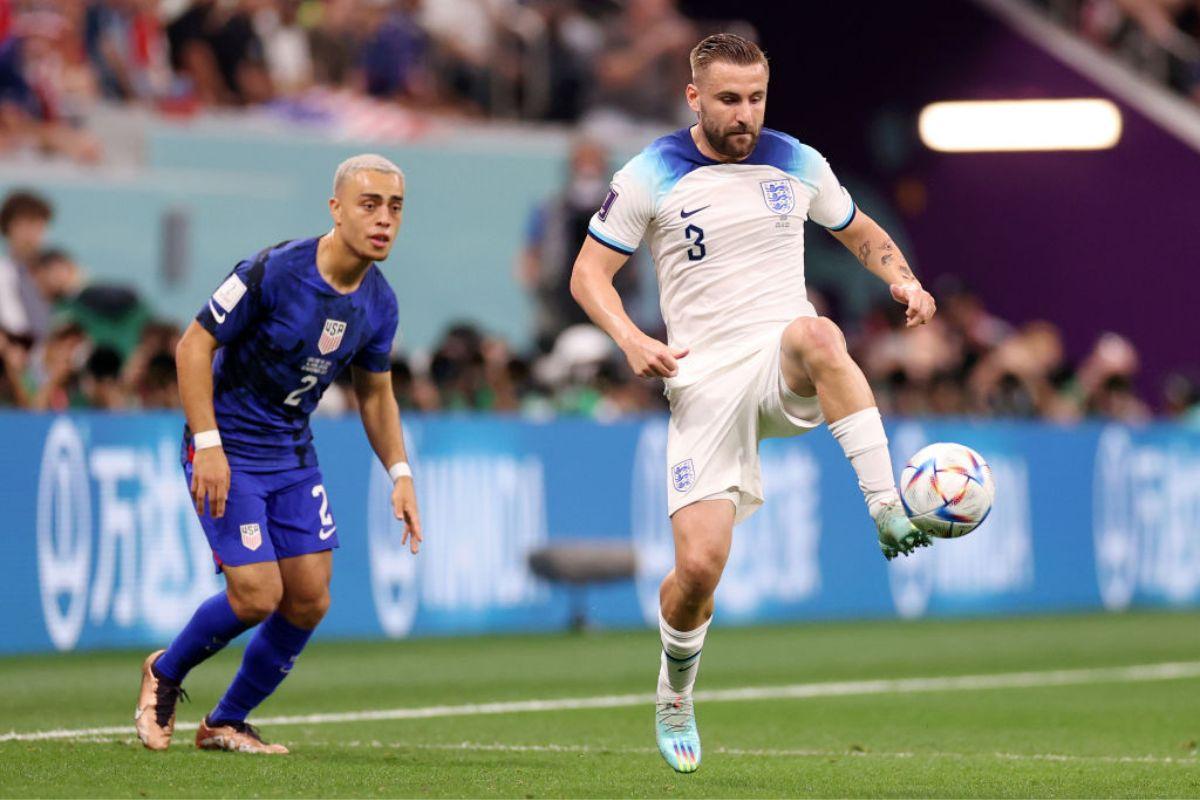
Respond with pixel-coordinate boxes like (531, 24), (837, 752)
(778, 316), (929, 559)
(197, 468), (336, 754)
(655, 498), (734, 773)
(136, 468), (276, 751)
(196, 552), (328, 754)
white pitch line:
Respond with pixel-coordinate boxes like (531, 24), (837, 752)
(18, 735), (1200, 767)
(4, 660), (1200, 744)
(310, 741), (1200, 766)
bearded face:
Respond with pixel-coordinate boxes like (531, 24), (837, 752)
(688, 60), (769, 162)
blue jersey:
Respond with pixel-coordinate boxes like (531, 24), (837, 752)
(188, 237), (399, 471)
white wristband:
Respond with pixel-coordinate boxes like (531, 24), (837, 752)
(388, 461), (412, 482)
(193, 429), (222, 450)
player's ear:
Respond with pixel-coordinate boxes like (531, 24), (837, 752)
(685, 82), (701, 113)
(329, 196), (340, 224)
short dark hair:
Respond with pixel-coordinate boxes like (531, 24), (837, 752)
(689, 33), (769, 78)
(34, 247), (74, 271)
(0, 190), (52, 236)
(86, 346), (124, 381)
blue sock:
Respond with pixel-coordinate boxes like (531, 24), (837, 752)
(209, 613), (314, 723)
(154, 592), (251, 683)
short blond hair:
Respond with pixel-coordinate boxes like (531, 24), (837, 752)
(689, 32), (769, 79)
(333, 154), (404, 195)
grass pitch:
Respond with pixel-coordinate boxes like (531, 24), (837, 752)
(2, 611), (1199, 798)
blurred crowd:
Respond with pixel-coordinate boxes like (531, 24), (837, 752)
(0, 0), (725, 162)
(2, 185), (1198, 425)
(1039, 0), (1200, 103)
(844, 281), (1177, 424)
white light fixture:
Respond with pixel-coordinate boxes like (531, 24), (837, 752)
(918, 99), (1122, 152)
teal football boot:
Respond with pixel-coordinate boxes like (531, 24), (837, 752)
(876, 499), (932, 560)
(655, 693), (701, 773)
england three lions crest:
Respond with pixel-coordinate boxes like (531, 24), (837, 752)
(672, 459), (696, 493)
(318, 319), (347, 355)
(760, 179), (795, 216)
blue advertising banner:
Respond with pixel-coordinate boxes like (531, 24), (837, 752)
(1, 411), (1198, 654)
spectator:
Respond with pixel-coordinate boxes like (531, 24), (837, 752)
(32, 247), (151, 358)
(137, 350), (179, 409)
(0, 189), (53, 341)
(518, 138), (642, 351)
(307, 0), (362, 88)
(528, 0), (599, 122)
(167, 0), (271, 106)
(80, 344), (126, 410)
(0, 10), (102, 162)
(254, 0), (311, 96)
(30, 321), (87, 410)
(419, 0), (503, 112)
(1077, 332), (1153, 422)
(166, 0), (225, 104)
(590, 0), (695, 126)
(427, 321), (488, 410)
(84, 0), (172, 103)
(968, 321), (1075, 419)
(390, 356), (438, 411)
(0, 328), (32, 407)
(123, 319), (180, 405)
(359, 0), (433, 104)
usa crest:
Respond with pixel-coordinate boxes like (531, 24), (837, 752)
(760, 179), (795, 216)
(240, 523), (262, 551)
(671, 459), (696, 493)
(318, 319), (347, 355)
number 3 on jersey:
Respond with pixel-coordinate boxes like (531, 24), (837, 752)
(684, 224), (706, 261)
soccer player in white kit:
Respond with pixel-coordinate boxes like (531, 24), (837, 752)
(570, 34), (938, 773)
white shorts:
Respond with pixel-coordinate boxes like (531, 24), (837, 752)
(665, 330), (824, 525)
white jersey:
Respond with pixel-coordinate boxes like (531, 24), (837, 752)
(588, 127), (855, 389)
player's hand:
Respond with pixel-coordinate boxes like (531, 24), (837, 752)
(622, 333), (689, 379)
(191, 447), (231, 518)
(890, 282), (936, 327)
(391, 477), (422, 554)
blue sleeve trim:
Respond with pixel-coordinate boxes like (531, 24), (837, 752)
(587, 226), (636, 256)
(825, 201), (857, 232)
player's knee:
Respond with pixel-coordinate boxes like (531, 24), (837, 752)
(785, 317), (847, 374)
(227, 583), (283, 623)
(280, 589), (331, 628)
(676, 550), (724, 600)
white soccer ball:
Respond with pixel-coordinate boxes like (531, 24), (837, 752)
(900, 442), (995, 538)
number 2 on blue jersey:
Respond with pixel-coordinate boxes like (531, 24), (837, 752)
(684, 224), (706, 261)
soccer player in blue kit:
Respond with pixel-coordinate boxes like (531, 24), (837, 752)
(134, 154), (422, 754)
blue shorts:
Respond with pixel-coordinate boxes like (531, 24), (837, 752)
(183, 462), (341, 571)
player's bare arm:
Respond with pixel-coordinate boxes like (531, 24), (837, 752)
(569, 236), (689, 378)
(176, 320), (230, 518)
(352, 366), (422, 554)
(831, 211), (936, 327)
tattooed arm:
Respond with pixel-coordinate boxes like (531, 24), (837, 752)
(829, 209), (936, 327)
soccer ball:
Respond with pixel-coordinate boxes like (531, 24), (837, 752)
(900, 443), (995, 538)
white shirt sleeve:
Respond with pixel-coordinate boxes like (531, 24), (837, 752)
(587, 154), (657, 255)
(805, 152), (856, 231)
(0, 259), (30, 335)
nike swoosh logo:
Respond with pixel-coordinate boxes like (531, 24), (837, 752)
(319, 526), (337, 540)
(680, 205), (710, 219)
(208, 299), (226, 323)
(676, 663), (695, 672)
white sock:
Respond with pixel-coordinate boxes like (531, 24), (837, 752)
(828, 406), (899, 517)
(657, 612), (709, 697)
